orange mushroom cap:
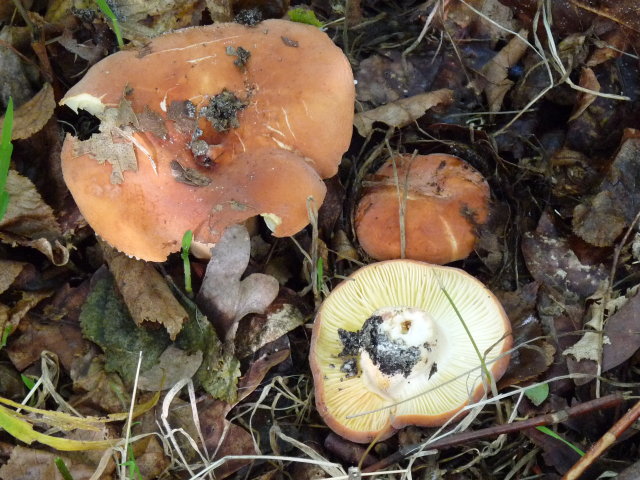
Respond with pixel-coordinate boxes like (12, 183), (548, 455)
(60, 19), (355, 261)
(355, 154), (490, 264)
(310, 260), (512, 443)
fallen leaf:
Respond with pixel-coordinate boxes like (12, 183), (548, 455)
(355, 52), (439, 106)
(522, 213), (607, 298)
(79, 267), (170, 384)
(0, 260), (25, 295)
(7, 312), (89, 372)
(197, 224), (279, 343)
(70, 352), (131, 414)
(102, 243), (188, 340)
(480, 29), (529, 113)
(137, 345), (202, 391)
(0, 446), (104, 480)
(0, 170), (68, 265)
(235, 289), (306, 358)
(0, 83), (56, 140)
(56, 28), (105, 65)
(73, 101), (139, 184)
(0, 291), (53, 346)
(353, 89), (454, 137)
(572, 134), (640, 247)
(568, 67), (600, 121)
(602, 287), (640, 372)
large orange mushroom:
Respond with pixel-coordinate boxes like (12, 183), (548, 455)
(355, 154), (490, 264)
(60, 19), (355, 261)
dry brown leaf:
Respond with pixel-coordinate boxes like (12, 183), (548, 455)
(0, 260), (26, 295)
(56, 28), (104, 65)
(73, 102), (139, 184)
(0, 170), (61, 239)
(137, 345), (203, 391)
(0, 291), (52, 345)
(568, 67), (600, 121)
(102, 244), (188, 340)
(197, 224), (279, 342)
(602, 288), (640, 372)
(0, 83), (55, 140)
(0, 445), (108, 480)
(480, 29), (529, 113)
(353, 89), (454, 137)
(522, 213), (607, 298)
(7, 313), (88, 371)
(235, 290), (306, 358)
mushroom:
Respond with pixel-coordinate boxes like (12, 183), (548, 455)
(354, 154), (490, 264)
(60, 19), (355, 261)
(310, 260), (511, 443)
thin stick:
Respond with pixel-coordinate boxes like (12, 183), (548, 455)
(362, 392), (624, 473)
(563, 398), (640, 480)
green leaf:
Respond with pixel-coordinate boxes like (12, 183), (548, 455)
(525, 383), (549, 406)
(287, 8), (323, 27)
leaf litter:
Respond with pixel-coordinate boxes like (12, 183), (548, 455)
(5, 0), (640, 478)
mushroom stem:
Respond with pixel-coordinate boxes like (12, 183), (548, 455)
(340, 306), (444, 403)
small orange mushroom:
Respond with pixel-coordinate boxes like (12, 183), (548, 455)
(310, 260), (512, 443)
(60, 19), (355, 261)
(354, 154), (490, 264)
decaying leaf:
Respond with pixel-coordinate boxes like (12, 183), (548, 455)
(197, 224), (279, 343)
(602, 286), (640, 372)
(522, 233), (607, 300)
(0, 83), (55, 140)
(0, 291), (53, 346)
(0, 260), (25, 295)
(235, 290), (307, 358)
(56, 28), (105, 65)
(79, 268), (170, 384)
(0, 445), (106, 480)
(0, 170), (68, 265)
(70, 353), (131, 414)
(572, 133), (640, 247)
(568, 67), (600, 122)
(102, 243), (188, 340)
(7, 312), (88, 372)
(353, 89), (454, 137)
(73, 101), (139, 184)
(137, 345), (202, 391)
(174, 299), (240, 403)
(479, 29), (529, 113)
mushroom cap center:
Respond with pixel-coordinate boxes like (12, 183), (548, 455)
(339, 306), (444, 403)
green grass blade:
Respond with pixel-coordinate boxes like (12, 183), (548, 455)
(54, 458), (75, 480)
(181, 230), (193, 294)
(94, 0), (124, 48)
(536, 425), (585, 456)
(0, 97), (13, 221)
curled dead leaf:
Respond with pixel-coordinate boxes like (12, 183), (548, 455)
(353, 89), (454, 137)
(102, 243), (188, 340)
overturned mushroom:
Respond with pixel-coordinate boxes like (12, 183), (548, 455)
(310, 260), (512, 443)
(355, 154), (490, 264)
(60, 19), (355, 261)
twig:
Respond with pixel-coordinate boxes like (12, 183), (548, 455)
(562, 398), (640, 480)
(362, 392), (624, 473)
